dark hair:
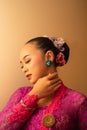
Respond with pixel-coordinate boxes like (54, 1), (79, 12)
(26, 37), (70, 67)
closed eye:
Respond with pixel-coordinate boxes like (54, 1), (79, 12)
(25, 59), (31, 64)
(20, 60), (30, 69)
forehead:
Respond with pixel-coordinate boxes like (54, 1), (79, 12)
(20, 43), (42, 60)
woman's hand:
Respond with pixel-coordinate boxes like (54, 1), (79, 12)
(29, 72), (62, 99)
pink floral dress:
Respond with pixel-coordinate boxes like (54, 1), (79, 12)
(0, 84), (87, 130)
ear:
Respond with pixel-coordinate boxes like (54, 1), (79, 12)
(45, 50), (55, 61)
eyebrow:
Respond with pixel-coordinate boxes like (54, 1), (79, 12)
(20, 54), (30, 63)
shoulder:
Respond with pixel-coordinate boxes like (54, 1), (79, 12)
(16, 86), (33, 93)
(66, 87), (86, 99)
(65, 86), (87, 106)
(8, 86), (33, 104)
(11, 86), (33, 97)
(1, 86), (33, 112)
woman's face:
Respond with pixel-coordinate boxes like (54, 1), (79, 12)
(20, 43), (49, 84)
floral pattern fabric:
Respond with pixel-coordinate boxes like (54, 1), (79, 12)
(0, 85), (87, 130)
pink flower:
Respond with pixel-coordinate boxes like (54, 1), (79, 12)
(43, 36), (65, 51)
(56, 52), (66, 66)
(53, 38), (65, 49)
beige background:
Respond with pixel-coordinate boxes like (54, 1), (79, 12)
(0, 0), (87, 110)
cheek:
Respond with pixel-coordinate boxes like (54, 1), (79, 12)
(30, 59), (42, 68)
(31, 55), (45, 68)
(30, 58), (46, 75)
(29, 59), (46, 84)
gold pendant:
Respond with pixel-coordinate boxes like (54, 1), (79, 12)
(42, 114), (56, 128)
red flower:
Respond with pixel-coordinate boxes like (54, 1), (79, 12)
(56, 52), (66, 66)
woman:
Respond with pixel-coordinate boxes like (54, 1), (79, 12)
(0, 36), (87, 130)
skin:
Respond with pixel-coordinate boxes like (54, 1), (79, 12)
(20, 42), (62, 106)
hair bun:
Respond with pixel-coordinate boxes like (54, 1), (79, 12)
(43, 36), (70, 67)
(49, 37), (65, 52)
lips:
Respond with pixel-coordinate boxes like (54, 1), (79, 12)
(26, 74), (32, 79)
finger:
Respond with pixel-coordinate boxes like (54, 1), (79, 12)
(49, 78), (60, 85)
(47, 72), (58, 80)
(49, 75), (62, 85)
(58, 78), (63, 84)
(51, 81), (62, 89)
(53, 85), (61, 91)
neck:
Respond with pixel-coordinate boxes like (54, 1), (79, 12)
(37, 68), (59, 107)
(38, 68), (59, 107)
(47, 66), (58, 75)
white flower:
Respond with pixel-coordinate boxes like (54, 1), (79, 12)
(53, 38), (65, 49)
(43, 36), (65, 51)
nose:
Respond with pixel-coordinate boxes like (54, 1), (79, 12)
(22, 65), (28, 73)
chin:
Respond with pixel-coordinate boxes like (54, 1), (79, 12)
(29, 75), (44, 84)
(29, 78), (38, 85)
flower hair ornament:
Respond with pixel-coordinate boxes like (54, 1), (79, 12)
(56, 52), (66, 66)
(43, 35), (66, 66)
